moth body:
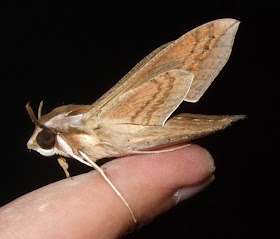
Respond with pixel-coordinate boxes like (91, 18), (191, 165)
(27, 18), (244, 164)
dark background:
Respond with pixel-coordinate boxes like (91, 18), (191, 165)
(3, 1), (278, 238)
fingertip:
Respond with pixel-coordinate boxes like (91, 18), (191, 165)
(112, 144), (215, 187)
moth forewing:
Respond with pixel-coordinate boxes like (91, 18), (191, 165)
(26, 18), (244, 224)
(87, 18), (240, 117)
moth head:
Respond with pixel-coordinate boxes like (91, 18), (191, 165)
(26, 102), (61, 157)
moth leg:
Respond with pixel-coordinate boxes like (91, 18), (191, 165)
(138, 143), (191, 154)
(57, 157), (72, 179)
(78, 150), (137, 223)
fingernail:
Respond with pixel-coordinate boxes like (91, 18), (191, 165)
(174, 174), (215, 204)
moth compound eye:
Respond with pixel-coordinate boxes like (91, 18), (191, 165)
(36, 129), (56, 149)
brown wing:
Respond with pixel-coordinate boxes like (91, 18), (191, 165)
(100, 70), (193, 126)
(88, 42), (172, 116)
(88, 18), (239, 117)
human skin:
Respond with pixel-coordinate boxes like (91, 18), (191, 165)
(0, 144), (215, 239)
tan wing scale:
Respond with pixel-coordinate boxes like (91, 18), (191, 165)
(100, 69), (194, 126)
(87, 18), (239, 120)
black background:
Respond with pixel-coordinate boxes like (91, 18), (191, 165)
(2, 1), (278, 238)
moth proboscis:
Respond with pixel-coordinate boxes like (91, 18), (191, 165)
(26, 18), (245, 223)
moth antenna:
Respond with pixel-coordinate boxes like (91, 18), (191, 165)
(38, 100), (44, 119)
(26, 102), (45, 128)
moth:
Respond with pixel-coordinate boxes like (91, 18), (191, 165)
(26, 18), (245, 223)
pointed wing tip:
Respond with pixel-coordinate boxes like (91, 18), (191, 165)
(212, 18), (240, 33)
(227, 18), (240, 31)
(216, 18), (240, 25)
(229, 114), (247, 122)
(221, 114), (246, 130)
